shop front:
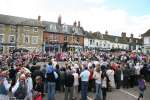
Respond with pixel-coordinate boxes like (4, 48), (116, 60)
(45, 43), (61, 53)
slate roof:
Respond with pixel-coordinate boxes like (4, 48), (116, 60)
(42, 21), (84, 36)
(0, 14), (43, 27)
(84, 31), (104, 40)
(84, 32), (142, 45)
(142, 29), (150, 37)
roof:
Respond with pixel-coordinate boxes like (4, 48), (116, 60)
(43, 21), (84, 36)
(142, 29), (150, 37)
(84, 31), (104, 40)
(0, 14), (43, 27)
(84, 32), (142, 45)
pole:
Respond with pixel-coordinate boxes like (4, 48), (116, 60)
(15, 25), (18, 49)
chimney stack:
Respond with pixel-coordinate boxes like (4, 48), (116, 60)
(58, 15), (62, 25)
(131, 34), (134, 38)
(121, 32), (126, 37)
(105, 30), (108, 35)
(78, 21), (80, 27)
(73, 21), (77, 27)
(38, 16), (41, 21)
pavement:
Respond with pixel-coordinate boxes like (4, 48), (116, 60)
(43, 85), (150, 100)
(37, 62), (150, 100)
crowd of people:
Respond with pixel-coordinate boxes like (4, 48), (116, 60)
(0, 50), (149, 100)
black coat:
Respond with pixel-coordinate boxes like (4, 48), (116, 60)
(64, 72), (74, 87)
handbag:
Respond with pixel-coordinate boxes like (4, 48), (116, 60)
(33, 93), (42, 100)
(35, 94), (42, 100)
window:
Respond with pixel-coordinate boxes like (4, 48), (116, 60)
(104, 44), (106, 47)
(0, 24), (4, 31)
(129, 38), (132, 43)
(77, 37), (80, 42)
(0, 35), (3, 43)
(136, 40), (138, 43)
(90, 40), (92, 45)
(9, 46), (15, 52)
(33, 27), (38, 32)
(64, 35), (68, 42)
(115, 38), (118, 42)
(11, 25), (17, 32)
(24, 35), (30, 44)
(96, 42), (98, 46)
(9, 35), (15, 43)
(63, 25), (68, 32)
(73, 36), (75, 42)
(0, 46), (3, 54)
(32, 36), (38, 44)
(24, 26), (30, 32)
(108, 44), (110, 48)
(101, 34), (103, 39)
(149, 38), (150, 44)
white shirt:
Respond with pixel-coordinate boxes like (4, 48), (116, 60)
(73, 73), (79, 86)
(3, 78), (11, 91)
(26, 77), (33, 93)
(101, 77), (107, 88)
(12, 80), (19, 93)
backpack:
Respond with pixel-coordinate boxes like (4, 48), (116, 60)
(14, 81), (27, 99)
(46, 70), (56, 82)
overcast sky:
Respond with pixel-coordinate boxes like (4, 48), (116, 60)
(0, 0), (150, 37)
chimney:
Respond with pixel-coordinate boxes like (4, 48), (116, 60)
(38, 16), (41, 21)
(105, 30), (108, 35)
(73, 21), (77, 27)
(58, 15), (61, 25)
(131, 34), (134, 38)
(78, 21), (80, 27)
(121, 32), (126, 37)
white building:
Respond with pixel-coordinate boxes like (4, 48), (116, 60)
(143, 29), (150, 54)
(84, 31), (142, 52)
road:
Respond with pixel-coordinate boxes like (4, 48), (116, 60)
(37, 62), (150, 100)
(42, 85), (150, 100)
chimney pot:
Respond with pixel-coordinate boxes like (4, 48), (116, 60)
(73, 21), (77, 27)
(58, 15), (62, 25)
(131, 34), (134, 38)
(38, 16), (41, 21)
(105, 30), (108, 35)
(78, 21), (80, 27)
(121, 32), (126, 37)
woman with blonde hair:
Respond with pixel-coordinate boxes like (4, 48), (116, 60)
(93, 64), (102, 100)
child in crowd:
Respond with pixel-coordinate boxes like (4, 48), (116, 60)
(138, 75), (146, 100)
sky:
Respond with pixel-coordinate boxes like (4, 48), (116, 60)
(0, 0), (150, 37)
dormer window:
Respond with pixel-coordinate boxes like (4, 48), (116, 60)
(33, 27), (38, 32)
(129, 38), (132, 43)
(101, 34), (103, 39)
(54, 25), (57, 31)
(63, 25), (68, 32)
(115, 38), (118, 42)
